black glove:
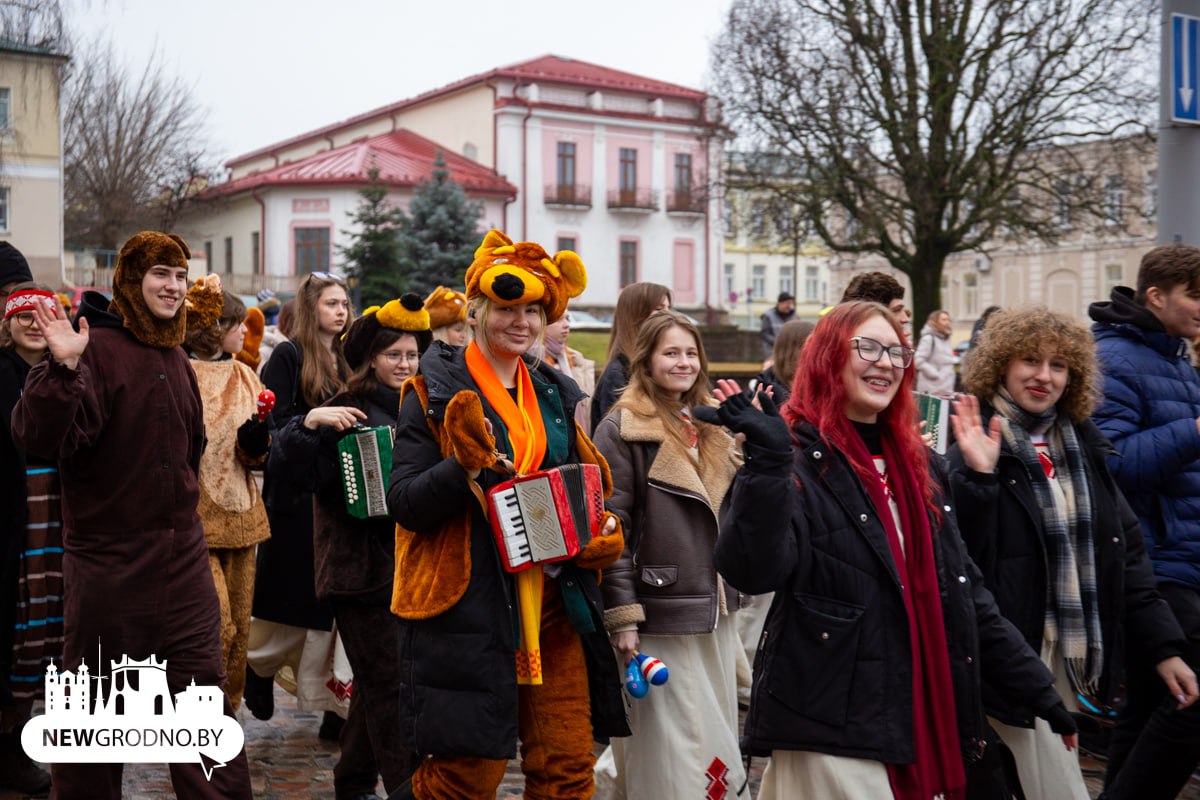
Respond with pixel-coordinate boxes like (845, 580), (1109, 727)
(1040, 701), (1077, 736)
(237, 416), (271, 461)
(692, 389), (789, 450)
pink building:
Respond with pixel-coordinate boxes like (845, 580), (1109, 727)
(184, 55), (724, 312)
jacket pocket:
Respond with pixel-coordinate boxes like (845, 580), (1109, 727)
(639, 565), (677, 589)
(768, 593), (864, 728)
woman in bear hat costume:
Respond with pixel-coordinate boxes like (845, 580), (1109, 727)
(385, 230), (628, 800)
(273, 294), (431, 799)
(11, 232), (252, 799)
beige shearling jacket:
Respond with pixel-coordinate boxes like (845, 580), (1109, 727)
(592, 399), (744, 635)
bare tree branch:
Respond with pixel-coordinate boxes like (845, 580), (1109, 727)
(712, 0), (1156, 323)
(63, 36), (213, 250)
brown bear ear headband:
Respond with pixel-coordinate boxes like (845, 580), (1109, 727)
(184, 274), (225, 332)
(464, 229), (587, 324)
(424, 286), (468, 329)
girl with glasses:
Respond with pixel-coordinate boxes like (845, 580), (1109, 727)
(0, 283), (59, 796)
(700, 300), (1075, 800)
(274, 295), (432, 798)
(246, 272), (351, 736)
(948, 306), (1197, 799)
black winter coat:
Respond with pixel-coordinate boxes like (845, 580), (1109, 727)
(715, 423), (1061, 765)
(0, 348), (36, 707)
(590, 355), (629, 431)
(274, 385), (400, 605)
(387, 343), (627, 759)
(256, 340), (335, 629)
(947, 410), (1185, 727)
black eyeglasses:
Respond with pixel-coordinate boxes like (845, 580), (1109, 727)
(850, 336), (914, 369)
(10, 311), (37, 328)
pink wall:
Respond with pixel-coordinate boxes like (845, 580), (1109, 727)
(542, 122), (593, 189)
(607, 129), (651, 190)
(672, 238), (696, 303)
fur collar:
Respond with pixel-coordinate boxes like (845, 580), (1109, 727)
(617, 401), (739, 512)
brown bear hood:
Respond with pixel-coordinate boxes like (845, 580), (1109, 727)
(109, 231), (192, 349)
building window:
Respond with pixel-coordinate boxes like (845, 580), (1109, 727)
(619, 241), (638, 287)
(619, 148), (637, 192)
(1145, 170), (1158, 219)
(556, 142), (576, 187)
(1104, 176), (1124, 224)
(674, 153), (692, 194)
(463, 142), (478, 161)
(805, 266), (819, 301)
(1054, 179), (1072, 228)
(779, 266), (794, 297)
(723, 198), (735, 238)
(204, 241), (213, 267)
(939, 273), (949, 309)
(1102, 263), (1123, 296)
(0, 88), (10, 130)
(963, 272), (978, 317)
(295, 227), (331, 274)
(724, 263), (735, 298)
(251, 231), (260, 274)
(751, 264), (766, 300)
(750, 201), (768, 240)
(556, 236), (576, 253)
(224, 237), (233, 274)
(0, 187), (9, 231)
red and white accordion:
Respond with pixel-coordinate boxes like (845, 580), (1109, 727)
(486, 463), (605, 572)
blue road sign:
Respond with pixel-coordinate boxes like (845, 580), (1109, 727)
(1174, 13), (1200, 124)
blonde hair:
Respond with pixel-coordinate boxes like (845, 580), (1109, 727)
(467, 295), (547, 361)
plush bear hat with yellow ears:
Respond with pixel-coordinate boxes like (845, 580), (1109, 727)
(464, 229), (586, 324)
(342, 292), (433, 370)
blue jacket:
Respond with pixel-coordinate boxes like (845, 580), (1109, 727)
(1090, 286), (1200, 589)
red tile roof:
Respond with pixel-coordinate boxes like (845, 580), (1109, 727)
(204, 129), (517, 200)
(227, 54), (707, 168)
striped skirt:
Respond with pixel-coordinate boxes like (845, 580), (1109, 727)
(8, 466), (65, 700)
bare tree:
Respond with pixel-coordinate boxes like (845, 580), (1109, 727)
(64, 38), (212, 251)
(712, 0), (1155, 324)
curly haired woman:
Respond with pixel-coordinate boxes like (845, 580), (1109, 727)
(948, 305), (1198, 799)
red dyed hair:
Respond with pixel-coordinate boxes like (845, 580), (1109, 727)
(783, 301), (937, 513)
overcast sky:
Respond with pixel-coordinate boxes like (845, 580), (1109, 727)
(70, 0), (735, 169)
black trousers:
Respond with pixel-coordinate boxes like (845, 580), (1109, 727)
(331, 599), (419, 798)
(1104, 583), (1200, 799)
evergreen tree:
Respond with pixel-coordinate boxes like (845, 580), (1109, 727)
(339, 163), (406, 308)
(395, 151), (483, 296)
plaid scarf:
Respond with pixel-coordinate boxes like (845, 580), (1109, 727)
(992, 389), (1103, 694)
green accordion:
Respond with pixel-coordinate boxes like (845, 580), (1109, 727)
(338, 425), (395, 519)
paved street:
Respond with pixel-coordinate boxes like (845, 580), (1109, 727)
(4, 686), (1200, 798)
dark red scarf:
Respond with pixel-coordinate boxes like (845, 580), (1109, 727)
(843, 426), (965, 800)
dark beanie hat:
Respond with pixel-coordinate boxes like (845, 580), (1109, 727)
(0, 242), (32, 287)
(342, 293), (432, 370)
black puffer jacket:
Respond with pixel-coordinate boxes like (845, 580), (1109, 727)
(715, 422), (1062, 764)
(387, 343), (627, 759)
(947, 408), (1185, 727)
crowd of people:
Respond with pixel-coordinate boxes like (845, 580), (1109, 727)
(4, 229), (1200, 800)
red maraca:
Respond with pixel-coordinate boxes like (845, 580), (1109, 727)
(256, 389), (276, 421)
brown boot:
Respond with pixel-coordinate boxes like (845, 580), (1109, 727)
(0, 731), (51, 796)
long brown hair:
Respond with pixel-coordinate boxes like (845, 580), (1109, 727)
(615, 311), (729, 463)
(292, 274), (349, 408)
(605, 282), (672, 363)
(771, 319), (814, 390)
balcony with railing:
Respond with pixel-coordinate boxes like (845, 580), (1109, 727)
(544, 183), (592, 208)
(666, 190), (706, 215)
(607, 187), (659, 213)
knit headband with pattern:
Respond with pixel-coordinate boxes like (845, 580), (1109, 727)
(5, 289), (57, 319)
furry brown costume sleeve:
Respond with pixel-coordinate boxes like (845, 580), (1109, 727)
(236, 306), (265, 370)
(444, 391), (498, 472)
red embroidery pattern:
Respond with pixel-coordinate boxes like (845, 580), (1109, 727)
(681, 409), (699, 450)
(1036, 445), (1056, 479)
(515, 648), (543, 683)
(705, 757), (729, 800)
(325, 675), (352, 703)
(873, 457), (893, 501)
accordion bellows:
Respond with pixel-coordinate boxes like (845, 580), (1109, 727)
(487, 464), (604, 572)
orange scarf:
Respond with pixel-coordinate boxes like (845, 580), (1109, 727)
(465, 340), (549, 684)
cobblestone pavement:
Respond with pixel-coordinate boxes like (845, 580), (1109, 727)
(4, 687), (1200, 798)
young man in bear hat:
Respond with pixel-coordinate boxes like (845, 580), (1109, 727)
(12, 231), (252, 799)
